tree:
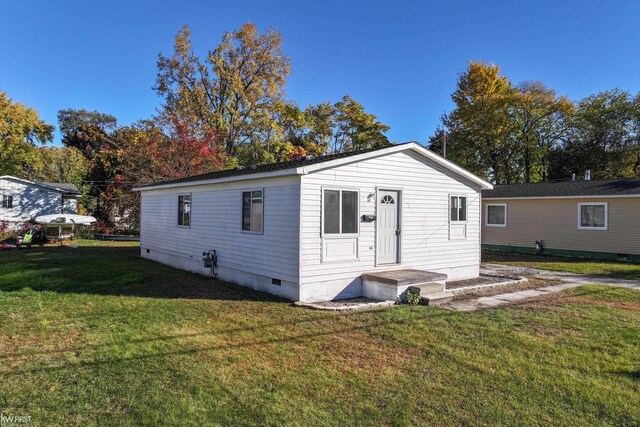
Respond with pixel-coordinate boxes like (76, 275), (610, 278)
(29, 146), (88, 185)
(0, 91), (54, 176)
(57, 109), (119, 219)
(512, 81), (574, 182)
(155, 23), (291, 156)
(107, 118), (232, 229)
(330, 96), (390, 153)
(436, 61), (517, 183)
(549, 90), (637, 180)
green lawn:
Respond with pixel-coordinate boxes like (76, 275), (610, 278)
(483, 250), (640, 281)
(1, 242), (639, 426)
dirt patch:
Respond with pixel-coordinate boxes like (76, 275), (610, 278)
(451, 277), (563, 302)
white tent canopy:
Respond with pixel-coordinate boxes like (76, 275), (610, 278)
(34, 214), (97, 225)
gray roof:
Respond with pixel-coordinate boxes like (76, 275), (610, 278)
(483, 178), (640, 199)
(38, 182), (81, 195)
(140, 143), (404, 188)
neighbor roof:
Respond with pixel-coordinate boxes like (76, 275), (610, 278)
(37, 182), (81, 195)
(134, 142), (493, 191)
(483, 178), (640, 199)
(0, 175), (80, 195)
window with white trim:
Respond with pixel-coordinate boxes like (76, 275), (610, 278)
(178, 195), (191, 227)
(578, 202), (607, 230)
(323, 189), (359, 235)
(242, 190), (263, 233)
(450, 195), (467, 222)
(2, 195), (13, 209)
(486, 203), (507, 227)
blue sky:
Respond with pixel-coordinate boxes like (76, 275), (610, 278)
(2, 0), (639, 146)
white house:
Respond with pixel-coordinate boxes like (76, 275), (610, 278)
(0, 175), (80, 227)
(134, 142), (492, 302)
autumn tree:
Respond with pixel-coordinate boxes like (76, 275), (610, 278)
(58, 109), (119, 219)
(0, 91), (54, 176)
(330, 96), (390, 153)
(107, 118), (232, 229)
(155, 23), (290, 157)
(436, 61), (517, 183)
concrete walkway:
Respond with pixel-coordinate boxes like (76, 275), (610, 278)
(446, 264), (640, 311)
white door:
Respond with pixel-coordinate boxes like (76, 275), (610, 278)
(377, 190), (400, 264)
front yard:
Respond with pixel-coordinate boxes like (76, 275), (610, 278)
(1, 242), (639, 425)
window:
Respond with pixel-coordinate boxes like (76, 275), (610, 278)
(323, 189), (358, 235)
(178, 195), (191, 227)
(578, 202), (607, 230)
(242, 190), (263, 232)
(1, 195), (13, 209)
(450, 196), (467, 222)
(486, 203), (507, 227)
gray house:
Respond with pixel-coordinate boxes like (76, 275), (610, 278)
(0, 175), (80, 228)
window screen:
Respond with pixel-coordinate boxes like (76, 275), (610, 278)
(178, 195), (191, 226)
(450, 196), (467, 222)
(487, 205), (506, 225)
(580, 204), (606, 228)
(2, 195), (13, 209)
(323, 189), (358, 235)
(242, 190), (264, 232)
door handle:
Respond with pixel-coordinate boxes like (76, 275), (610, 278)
(395, 227), (401, 236)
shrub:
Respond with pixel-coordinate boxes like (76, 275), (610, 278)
(404, 289), (422, 305)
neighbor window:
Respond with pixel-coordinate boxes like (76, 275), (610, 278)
(1, 195), (13, 209)
(178, 195), (191, 227)
(323, 189), (358, 235)
(486, 203), (507, 227)
(450, 196), (467, 222)
(242, 190), (263, 233)
(578, 202), (607, 230)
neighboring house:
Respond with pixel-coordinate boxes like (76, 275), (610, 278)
(0, 175), (81, 227)
(135, 142), (492, 302)
(482, 178), (640, 261)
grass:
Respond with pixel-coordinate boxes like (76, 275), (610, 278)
(1, 241), (639, 425)
(483, 250), (640, 280)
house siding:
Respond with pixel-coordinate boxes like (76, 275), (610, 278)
(482, 197), (640, 256)
(0, 177), (63, 224)
(140, 175), (301, 300)
(299, 150), (482, 302)
(62, 196), (79, 214)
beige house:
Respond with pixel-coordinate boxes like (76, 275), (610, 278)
(482, 178), (640, 262)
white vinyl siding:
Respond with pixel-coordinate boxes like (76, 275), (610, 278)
(486, 203), (507, 227)
(140, 176), (300, 290)
(299, 150), (481, 301)
(0, 177), (64, 223)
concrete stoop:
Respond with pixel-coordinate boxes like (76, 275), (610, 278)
(362, 269), (448, 302)
(407, 283), (453, 306)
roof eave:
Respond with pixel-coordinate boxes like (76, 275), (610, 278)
(483, 194), (640, 200)
(298, 143), (493, 190)
(133, 167), (304, 191)
(134, 142), (493, 192)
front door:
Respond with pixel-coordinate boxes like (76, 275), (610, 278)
(377, 190), (400, 264)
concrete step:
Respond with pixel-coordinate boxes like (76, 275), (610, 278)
(421, 291), (454, 306)
(408, 282), (445, 296)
